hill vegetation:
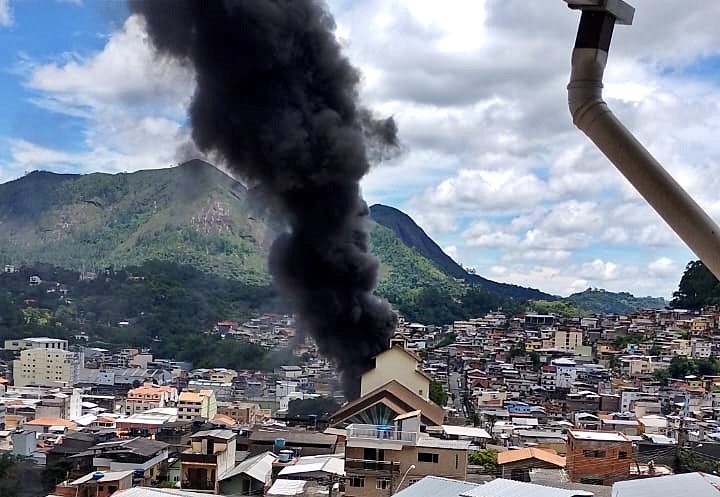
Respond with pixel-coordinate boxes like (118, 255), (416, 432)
(369, 204), (555, 301)
(0, 261), (277, 370)
(565, 288), (666, 314)
(0, 163), (530, 327)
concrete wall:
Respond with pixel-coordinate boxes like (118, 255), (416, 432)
(360, 347), (429, 400)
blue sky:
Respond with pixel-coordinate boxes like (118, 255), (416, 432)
(2, 0), (720, 298)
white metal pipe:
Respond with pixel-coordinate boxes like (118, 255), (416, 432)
(568, 46), (720, 280)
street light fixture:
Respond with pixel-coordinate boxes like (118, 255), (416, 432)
(394, 464), (416, 494)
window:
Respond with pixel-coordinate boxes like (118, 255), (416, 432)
(582, 450), (606, 458)
(619, 451), (628, 459)
(349, 477), (365, 488)
(376, 479), (390, 490)
(418, 452), (439, 463)
(408, 478), (421, 486)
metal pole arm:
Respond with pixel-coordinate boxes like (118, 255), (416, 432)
(565, 1), (720, 281)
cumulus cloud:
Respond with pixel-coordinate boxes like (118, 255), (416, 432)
(5, 15), (195, 175)
(340, 0), (720, 296)
(0, 0), (11, 27)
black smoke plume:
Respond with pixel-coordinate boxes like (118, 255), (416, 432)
(129, 0), (398, 399)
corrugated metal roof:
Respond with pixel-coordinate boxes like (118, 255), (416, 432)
(394, 476), (479, 497)
(114, 488), (220, 497)
(278, 454), (344, 477)
(219, 451), (276, 482)
(612, 472), (720, 497)
(463, 478), (593, 497)
(442, 425), (492, 439)
(569, 430), (629, 442)
(71, 471), (134, 485)
(191, 429), (235, 440)
(266, 479), (306, 496)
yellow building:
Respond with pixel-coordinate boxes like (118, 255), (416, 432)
(361, 345), (431, 401)
(209, 369), (238, 383)
(13, 347), (80, 387)
(178, 389), (217, 421)
(125, 383), (178, 415)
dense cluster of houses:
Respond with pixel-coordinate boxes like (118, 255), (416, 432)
(1, 306), (720, 496)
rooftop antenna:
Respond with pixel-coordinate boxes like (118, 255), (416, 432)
(564, 0), (720, 280)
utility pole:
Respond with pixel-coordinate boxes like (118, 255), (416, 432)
(675, 393), (690, 472)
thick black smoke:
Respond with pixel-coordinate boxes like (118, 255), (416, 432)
(129, 0), (398, 399)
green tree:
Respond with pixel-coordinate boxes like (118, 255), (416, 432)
(654, 368), (670, 386)
(672, 260), (720, 309)
(468, 449), (498, 474)
(0, 453), (18, 497)
(42, 461), (71, 491)
(429, 380), (448, 407)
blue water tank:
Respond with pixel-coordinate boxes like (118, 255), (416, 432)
(91, 472), (104, 481)
(275, 438), (286, 448)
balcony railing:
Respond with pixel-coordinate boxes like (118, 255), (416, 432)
(345, 458), (400, 472)
(346, 424), (418, 444)
(182, 480), (215, 491)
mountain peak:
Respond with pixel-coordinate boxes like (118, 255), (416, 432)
(369, 203), (555, 300)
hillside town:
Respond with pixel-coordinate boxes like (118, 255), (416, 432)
(2, 292), (720, 497)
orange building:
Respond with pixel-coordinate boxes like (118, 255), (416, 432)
(566, 430), (632, 486)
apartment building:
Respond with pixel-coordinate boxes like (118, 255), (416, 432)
(178, 389), (217, 421)
(124, 383), (178, 415)
(554, 330), (583, 352)
(344, 411), (469, 497)
(13, 347), (82, 387)
(566, 430), (632, 485)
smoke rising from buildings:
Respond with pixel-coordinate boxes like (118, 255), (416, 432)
(128, 0), (398, 398)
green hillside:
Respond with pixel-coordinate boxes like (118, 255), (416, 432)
(0, 161), (272, 284)
(0, 162), (516, 325)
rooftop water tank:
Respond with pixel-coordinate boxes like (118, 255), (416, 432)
(278, 449), (294, 463)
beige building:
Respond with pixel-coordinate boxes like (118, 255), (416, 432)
(554, 330), (583, 352)
(216, 401), (263, 425)
(4, 337), (68, 352)
(361, 345), (431, 401)
(13, 347), (81, 387)
(345, 411), (469, 497)
(124, 383), (178, 415)
(181, 429), (236, 493)
(178, 389), (217, 421)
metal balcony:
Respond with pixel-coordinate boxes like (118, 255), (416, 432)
(346, 424), (418, 444)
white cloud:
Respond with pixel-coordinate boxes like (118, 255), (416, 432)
(5, 15), (195, 175)
(648, 257), (678, 277)
(0, 0), (12, 27)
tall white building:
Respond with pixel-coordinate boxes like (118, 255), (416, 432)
(552, 358), (577, 389)
(13, 347), (82, 387)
